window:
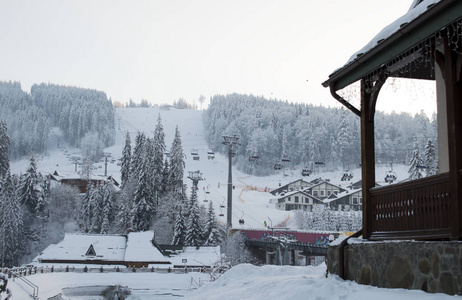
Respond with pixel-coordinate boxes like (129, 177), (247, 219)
(320, 190), (325, 196)
(313, 190), (318, 197)
(295, 196), (299, 203)
(360, 197), (363, 204)
(288, 197), (291, 202)
(305, 197), (309, 204)
(353, 197), (358, 204)
(327, 191), (332, 196)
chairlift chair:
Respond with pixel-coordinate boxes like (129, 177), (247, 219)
(274, 163), (283, 170)
(301, 168), (312, 176)
(249, 155), (260, 162)
(207, 150), (215, 160)
(281, 157), (291, 163)
(384, 171), (397, 183)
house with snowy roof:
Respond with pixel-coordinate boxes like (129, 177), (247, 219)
(304, 180), (346, 200)
(35, 231), (170, 267)
(49, 170), (119, 193)
(274, 190), (323, 212)
(323, 0), (462, 294)
(270, 179), (312, 196)
(322, 188), (362, 211)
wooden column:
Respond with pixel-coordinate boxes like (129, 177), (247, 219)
(360, 79), (376, 239)
(443, 36), (462, 239)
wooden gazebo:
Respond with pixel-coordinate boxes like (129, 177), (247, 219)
(323, 0), (462, 241)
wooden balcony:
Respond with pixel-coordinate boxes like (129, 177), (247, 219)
(368, 173), (453, 240)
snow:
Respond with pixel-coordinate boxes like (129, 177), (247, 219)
(125, 231), (168, 263)
(37, 233), (127, 262)
(7, 107), (430, 298)
(169, 246), (221, 267)
(345, 0), (441, 66)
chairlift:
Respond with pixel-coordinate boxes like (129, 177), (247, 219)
(281, 157), (291, 163)
(207, 149), (215, 160)
(164, 151), (170, 157)
(219, 203), (225, 217)
(239, 211), (245, 225)
(191, 149), (200, 160)
(249, 155), (260, 162)
(301, 167), (312, 176)
(384, 171), (397, 183)
(314, 161), (325, 165)
(274, 163), (283, 170)
(341, 171), (353, 181)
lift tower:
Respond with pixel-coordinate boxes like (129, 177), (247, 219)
(222, 135), (240, 229)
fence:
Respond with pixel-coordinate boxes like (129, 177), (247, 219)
(369, 173), (452, 240)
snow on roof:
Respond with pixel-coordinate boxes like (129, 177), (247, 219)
(345, 0), (441, 66)
(124, 231), (169, 263)
(51, 170), (107, 182)
(39, 233), (127, 262)
(169, 246), (221, 267)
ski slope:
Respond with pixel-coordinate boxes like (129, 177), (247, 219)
(10, 107), (410, 231)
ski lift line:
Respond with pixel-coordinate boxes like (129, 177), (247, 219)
(202, 178), (263, 229)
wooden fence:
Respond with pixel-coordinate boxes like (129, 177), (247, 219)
(369, 173), (452, 240)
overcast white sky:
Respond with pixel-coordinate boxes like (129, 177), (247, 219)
(0, 0), (434, 114)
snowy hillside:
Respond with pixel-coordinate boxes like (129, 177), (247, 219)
(10, 107), (410, 231)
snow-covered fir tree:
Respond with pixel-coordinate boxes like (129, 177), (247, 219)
(131, 153), (155, 231)
(121, 131), (131, 188)
(424, 139), (437, 176)
(115, 188), (132, 234)
(18, 155), (39, 214)
(168, 126), (185, 197)
(172, 206), (186, 245)
(0, 170), (24, 267)
(408, 137), (423, 180)
(153, 114), (166, 204)
(80, 181), (94, 233)
(204, 201), (222, 246)
(130, 132), (146, 182)
(0, 121), (9, 178)
(337, 108), (350, 168)
(184, 197), (203, 246)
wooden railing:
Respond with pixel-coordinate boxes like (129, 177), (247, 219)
(369, 173), (452, 240)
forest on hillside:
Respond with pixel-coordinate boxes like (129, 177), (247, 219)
(203, 94), (437, 176)
(0, 81), (115, 160)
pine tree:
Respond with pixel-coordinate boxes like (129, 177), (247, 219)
(408, 137), (423, 180)
(337, 108), (350, 168)
(204, 201), (221, 245)
(81, 181), (94, 233)
(131, 131), (146, 182)
(168, 126), (185, 197)
(121, 131), (132, 188)
(115, 189), (132, 233)
(172, 207), (186, 245)
(153, 114), (166, 204)
(131, 155), (154, 231)
(0, 170), (24, 267)
(100, 183), (115, 234)
(18, 155), (39, 214)
(0, 121), (10, 179)
(424, 139), (437, 177)
(184, 199), (203, 246)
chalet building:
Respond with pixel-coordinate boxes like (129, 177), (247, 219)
(323, 189), (362, 211)
(35, 231), (170, 268)
(275, 190), (323, 211)
(49, 170), (120, 193)
(304, 181), (346, 200)
(270, 179), (312, 196)
(32, 231), (220, 269)
(323, 0), (462, 294)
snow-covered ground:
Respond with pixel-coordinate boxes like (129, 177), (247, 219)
(7, 263), (458, 299)
(7, 107), (422, 299)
